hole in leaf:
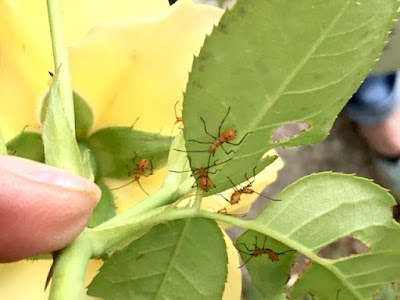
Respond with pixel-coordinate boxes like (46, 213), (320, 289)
(373, 282), (400, 299)
(392, 205), (400, 224)
(272, 121), (311, 143)
(317, 236), (370, 259)
(287, 253), (311, 291)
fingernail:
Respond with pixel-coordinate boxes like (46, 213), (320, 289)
(0, 155), (101, 203)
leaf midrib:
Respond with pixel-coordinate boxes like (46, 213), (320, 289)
(243, 0), (351, 135)
(153, 219), (195, 300)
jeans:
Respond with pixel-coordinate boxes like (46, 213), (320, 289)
(344, 72), (400, 125)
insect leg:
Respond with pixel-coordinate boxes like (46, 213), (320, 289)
(218, 107), (231, 137)
(216, 194), (231, 203)
(226, 131), (253, 146)
(241, 243), (253, 252)
(198, 117), (217, 140)
(220, 144), (236, 155)
(227, 177), (240, 192)
(174, 148), (209, 153)
(137, 180), (149, 196)
(188, 139), (213, 144)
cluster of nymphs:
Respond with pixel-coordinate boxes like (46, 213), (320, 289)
(172, 107), (281, 211)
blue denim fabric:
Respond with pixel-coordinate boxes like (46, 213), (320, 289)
(344, 72), (400, 125)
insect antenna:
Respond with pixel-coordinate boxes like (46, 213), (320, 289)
(252, 190), (282, 201)
(130, 116), (141, 128)
(277, 249), (296, 255)
(110, 179), (136, 191)
(238, 255), (254, 268)
(235, 248), (255, 268)
(245, 167), (282, 201)
(216, 194), (231, 203)
(169, 101), (183, 137)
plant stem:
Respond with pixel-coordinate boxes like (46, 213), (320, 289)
(48, 233), (92, 300)
(193, 188), (203, 211)
(46, 0), (75, 134)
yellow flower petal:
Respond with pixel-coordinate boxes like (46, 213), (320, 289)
(0, 259), (102, 299)
(69, 0), (224, 133)
(0, 0), (169, 140)
(0, 2), (51, 141)
(222, 230), (242, 300)
(5, 0), (169, 45)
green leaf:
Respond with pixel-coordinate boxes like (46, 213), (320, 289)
(42, 67), (84, 176)
(182, 0), (399, 194)
(0, 130), (8, 155)
(6, 130), (44, 162)
(40, 89), (94, 140)
(237, 173), (399, 300)
(88, 218), (228, 300)
(87, 127), (171, 178)
(88, 181), (116, 228)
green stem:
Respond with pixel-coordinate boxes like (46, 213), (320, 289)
(48, 233), (92, 300)
(46, 0), (75, 134)
(193, 188), (203, 211)
(88, 182), (193, 255)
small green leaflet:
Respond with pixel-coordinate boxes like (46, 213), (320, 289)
(6, 130), (44, 162)
(87, 127), (170, 179)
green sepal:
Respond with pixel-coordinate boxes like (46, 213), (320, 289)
(86, 127), (171, 178)
(41, 67), (85, 176)
(88, 218), (228, 300)
(78, 142), (96, 181)
(6, 130), (44, 162)
(88, 181), (116, 228)
(73, 91), (94, 139)
(40, 89), (94, 140)
(0, 130), (8, 155)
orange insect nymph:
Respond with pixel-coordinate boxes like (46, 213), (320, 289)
(138, 158), (149, 170)
(219, 166), (281, 205)
(219, 129), (236, 142)
(236, 236), (296, 268)
(177, 107), (252, 156)
(111, 155), (153, 195)
(169, 157), (231, 192)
